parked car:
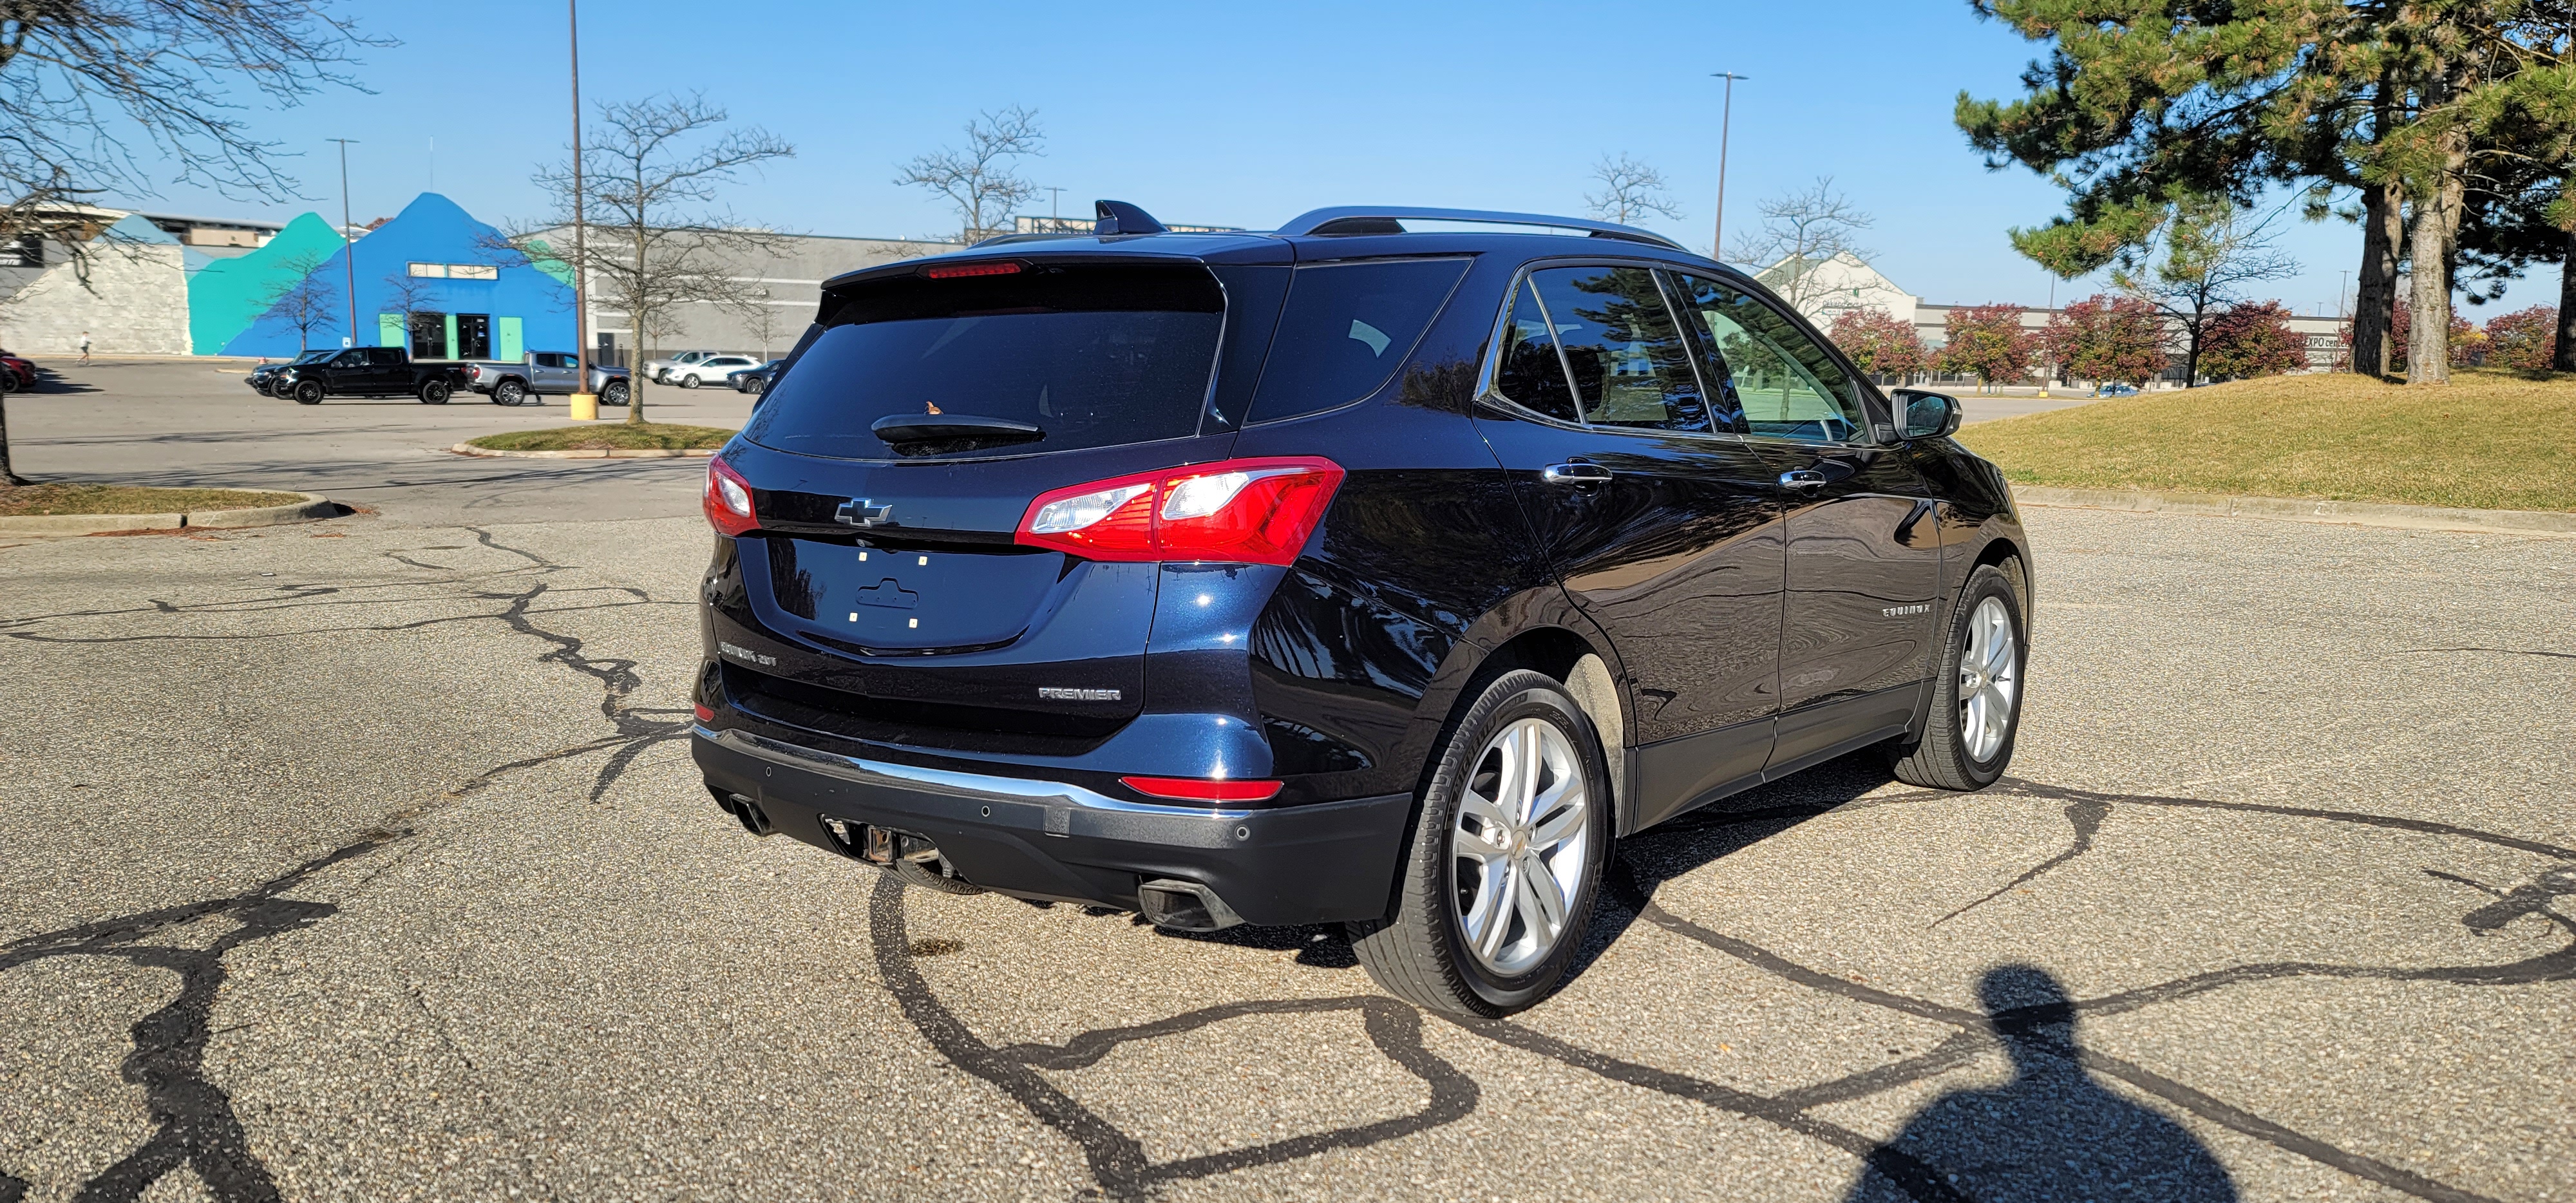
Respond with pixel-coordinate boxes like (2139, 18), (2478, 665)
(726, 359), (782, 395)
(248, 350), (336, 397)
(0, 350), (35, 392)
(641, 349), (721, 383)
(457, 352), (632, 407)
(689, 202), (2032, 1018)
(672, 354), (762, 389)
(270, 346), (468, 404)
(2096, 381), (2140, 397)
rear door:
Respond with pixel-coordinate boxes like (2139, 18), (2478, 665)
(1472, 263), (1785, 822)
(1667, 272), (1940, 771)
(713, 259), (1266, 742)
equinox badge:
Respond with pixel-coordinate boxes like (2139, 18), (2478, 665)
(836, 498), (893, 527)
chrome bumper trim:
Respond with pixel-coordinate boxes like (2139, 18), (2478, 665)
(692, 725), (1253, 820)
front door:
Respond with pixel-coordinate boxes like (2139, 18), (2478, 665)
(1667, 273), (1941, 772)
(1473, 264), (1786, 824)
(408, 313), (445, 361)
(454, 313), (491, 359)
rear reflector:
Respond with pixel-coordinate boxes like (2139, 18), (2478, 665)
(693, 703), (714, 722)
(1121, 776), (1283, 803)
(1016, 457), (1343, 565)
(704, 454), (757, 536)
(922, 260), (1022, 279)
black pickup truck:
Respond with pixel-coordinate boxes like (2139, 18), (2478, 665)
(270, 346), (468, 405)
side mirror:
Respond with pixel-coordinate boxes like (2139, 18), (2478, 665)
(1893, 389), (1962, 439)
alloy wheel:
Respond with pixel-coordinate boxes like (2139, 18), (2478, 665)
(1450, 717), (1591, 976)
(1958, 596), (2020, 761)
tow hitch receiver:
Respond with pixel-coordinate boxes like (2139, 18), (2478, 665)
(819, 814), (946, 870)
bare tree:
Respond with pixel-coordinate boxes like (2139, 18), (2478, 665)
(1583, 153), (1685, 226)
(259, 251), (339, 352)
(522, 93), (794, 424)
(896, 106), (1043, 243)
(724, 287), (790, 359)
(1729, 176), (1875, 314)
(2109, 194), (2299, 386)
(0, 1), (380, 485)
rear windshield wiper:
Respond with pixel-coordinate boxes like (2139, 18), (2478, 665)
(870, 414), (1044, 446)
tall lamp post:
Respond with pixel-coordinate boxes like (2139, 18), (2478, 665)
(327, 138), (359, 347)
(1710, 72), (1748, 260)
(567, 0), (598, 419)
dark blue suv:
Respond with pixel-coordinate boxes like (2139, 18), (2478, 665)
(691, 202), (2032, 1016)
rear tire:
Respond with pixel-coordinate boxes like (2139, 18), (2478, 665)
(1350, 669), (1610, 1018)
(1888, 561), (2027, 790)
(419, 379), (451, 404)
(493, 379), (526, 406)
(293, 381), (323, 405)
(679, 373), (701, 389)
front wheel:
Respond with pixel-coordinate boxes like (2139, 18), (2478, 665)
(600, 381), (630, 406)
(1351, 669), (1610, 1018)
(1887, 560), (2027, 790)
(293, 381), (323, 405)
(493, 379), (526, 406)
(419, 379), (451, 404)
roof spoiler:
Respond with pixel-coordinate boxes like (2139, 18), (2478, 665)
(1275, 206), (1687, 251)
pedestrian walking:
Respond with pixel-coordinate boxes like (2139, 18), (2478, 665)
(79, 331), (91, 364)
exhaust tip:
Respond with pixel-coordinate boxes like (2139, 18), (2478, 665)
(731, 793), (774, 837)
(1137, 878), (1245, 933)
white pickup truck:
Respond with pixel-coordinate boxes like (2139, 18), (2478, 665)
(457, 352), (633, 407)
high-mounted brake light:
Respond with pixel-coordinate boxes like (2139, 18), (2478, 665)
(922, 260), (1022, 279)
(703, 454), (758, 537)
(1014, 457), (1344, 565)
(1121, 776), (1283, 803)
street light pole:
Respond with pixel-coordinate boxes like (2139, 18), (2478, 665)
(568, 0), (598, 418)
(1710, 72), (1748, 260)
(327, 138), (358, 347)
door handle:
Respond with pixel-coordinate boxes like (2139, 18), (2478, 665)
(1779, 469), (1828, 491)
(1541, 462), (1613, 485)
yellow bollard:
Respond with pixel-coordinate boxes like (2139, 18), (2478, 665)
(569, 392), (599, 421)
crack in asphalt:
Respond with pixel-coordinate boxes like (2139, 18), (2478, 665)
(0, 529), (690, 1202)
(9, 535), (2568, 1202)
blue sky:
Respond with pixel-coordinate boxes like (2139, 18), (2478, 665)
(129, 1), (2559, 316)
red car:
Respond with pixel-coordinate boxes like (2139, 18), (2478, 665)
(0, 353), (34, 391)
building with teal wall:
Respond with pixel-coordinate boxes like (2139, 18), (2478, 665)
(217, 193), (576, 360)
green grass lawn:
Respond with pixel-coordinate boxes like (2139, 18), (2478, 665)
(466, 422), (737, 452)
(1957, 370), (2576, 513)
(0, 484), (310, 516)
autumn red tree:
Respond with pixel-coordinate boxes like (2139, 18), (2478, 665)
(2199, 301), (2306, 381)
(2040, 294), (2167, 388)
(1828, 307), (1929, 381)
(1933, 303), (2035, 393)
(2482, 306), (2557, 371)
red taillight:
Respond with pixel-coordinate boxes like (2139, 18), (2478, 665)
(922, 260), (1022, 279)
(703, 455), (758, 536)
(692, 703), (715, 722)
(1015, 457), (1343, 565)
(1121, 776), (1283, 803)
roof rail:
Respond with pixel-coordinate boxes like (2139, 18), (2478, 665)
(1274, 206), (1687, 251)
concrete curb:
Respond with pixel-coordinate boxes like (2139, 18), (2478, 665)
(0, 492), (336, 536)
(2012, 485), (2576, 536)
(451, 442), (716, 460)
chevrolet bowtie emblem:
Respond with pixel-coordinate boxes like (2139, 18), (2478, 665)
(836, 498), (893, 527)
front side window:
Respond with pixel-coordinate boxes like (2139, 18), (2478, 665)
(1671, 273), (1867, 442)
(1524, 266), (1709, 432)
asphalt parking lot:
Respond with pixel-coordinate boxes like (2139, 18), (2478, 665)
(3, 366), (2571, 1202)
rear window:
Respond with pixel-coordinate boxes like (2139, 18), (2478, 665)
(1244, 259), (1468, 424)
(743, 263), (1224, 460)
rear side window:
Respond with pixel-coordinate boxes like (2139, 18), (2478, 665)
(1493, 278), (1578, 422)
(742, 263), (1224, 460)
(1245, 259), (1468, 424)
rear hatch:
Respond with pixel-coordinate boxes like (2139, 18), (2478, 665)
(714, 254), (1283, 748)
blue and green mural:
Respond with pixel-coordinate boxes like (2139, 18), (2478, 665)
(196, 193), (576, 359)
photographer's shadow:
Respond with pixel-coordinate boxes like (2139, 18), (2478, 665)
(1848, 965), (2237, 1202)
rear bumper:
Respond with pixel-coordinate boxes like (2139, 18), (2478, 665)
(690, 725), (1412, 926)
